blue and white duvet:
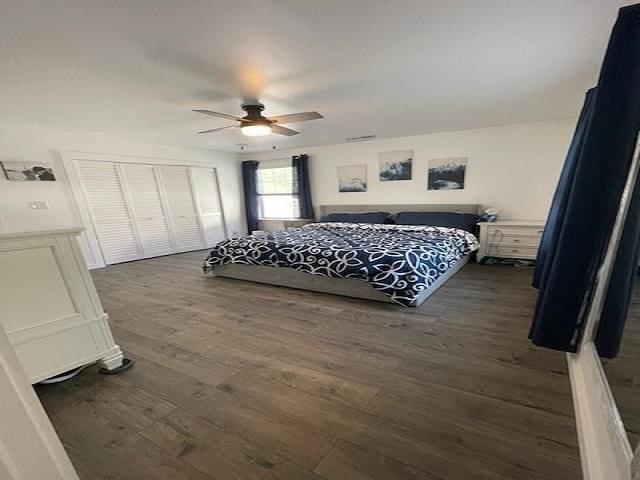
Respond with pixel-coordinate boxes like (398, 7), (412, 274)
(203, 222), (479, 306)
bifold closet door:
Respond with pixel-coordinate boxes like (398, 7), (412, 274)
(120, 164), (175, 258)
(191, 167), (227, 246)
(76, 161), (226, 266)
(157, 166), (207, 252)
(75, 161), (141, 264)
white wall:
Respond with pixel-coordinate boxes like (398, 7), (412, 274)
(246, 119), (576, 221)
(0, 117), (575, 252)
(0, 120), (245, 239)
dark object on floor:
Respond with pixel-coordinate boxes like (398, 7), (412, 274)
(481, 257), (535, 268)
(37, 363), (93, 385)
(99, 358), (134, 375)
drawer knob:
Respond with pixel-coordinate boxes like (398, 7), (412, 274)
(513, 239), (520, 242)
(512, 249), (518, 253)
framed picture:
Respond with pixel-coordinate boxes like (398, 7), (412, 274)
(1, 161), (56, 181)
(427, 157), (467, 190)
(337, 164), (367, 192)
(378, 150), (413, 181)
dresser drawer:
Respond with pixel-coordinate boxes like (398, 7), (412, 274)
(489, 233), (541, 247)
(488, 245), (539, 259)
(486, 226), (544, 238)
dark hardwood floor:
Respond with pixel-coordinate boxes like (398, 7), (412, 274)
(37, 252), (582, 480)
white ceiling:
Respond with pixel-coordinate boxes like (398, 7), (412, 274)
(0, 0), (630, 153)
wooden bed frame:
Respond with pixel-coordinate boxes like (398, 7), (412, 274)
(212, 204), (481, 307)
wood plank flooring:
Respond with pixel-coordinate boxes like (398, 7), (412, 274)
(36, 251), (582, 479)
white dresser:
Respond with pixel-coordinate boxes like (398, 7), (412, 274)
(477, 221), (545, 262)
(0, 228), (125, 383)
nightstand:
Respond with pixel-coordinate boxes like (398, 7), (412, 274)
(282, 219), (315, 229)
(258, 219), (315, 231)
(477, 221), (545, 262)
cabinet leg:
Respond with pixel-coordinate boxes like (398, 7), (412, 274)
(98, 345), (134, 374)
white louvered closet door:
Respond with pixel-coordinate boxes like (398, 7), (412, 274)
(76, 161), (141, 264)
(120, 164), (175, 258)
(191, 167), (227, 246)
(157, 166), (207, 252)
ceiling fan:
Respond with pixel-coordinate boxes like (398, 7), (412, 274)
(193, 103), (323, 137)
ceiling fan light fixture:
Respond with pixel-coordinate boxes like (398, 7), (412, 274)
(194, 104), (321, 137)
(241, 124), (272, 136)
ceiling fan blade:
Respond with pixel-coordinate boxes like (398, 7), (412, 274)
(192, 109), (248, 122)
(197, 125), (239, 134)
(268, 111), (323, 124)
(271, 124), (299, 136)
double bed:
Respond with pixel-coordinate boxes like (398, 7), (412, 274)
(203, 204), (480, 307)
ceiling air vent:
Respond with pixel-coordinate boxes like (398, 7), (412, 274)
(346, 135), (377, 143)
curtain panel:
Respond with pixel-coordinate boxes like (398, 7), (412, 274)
(530, 4), (640, 358)
(242, 160), (260, 233)
(293, 154), (314, 219)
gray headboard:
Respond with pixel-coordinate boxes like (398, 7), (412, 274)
(316, 204), (482, 219)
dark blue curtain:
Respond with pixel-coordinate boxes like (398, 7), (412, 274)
(595, 164), (640, 357)
(532, 89), (596, 290)
(242, 160), (260, 233)
(530, 3), (640, 358)
(293, 154), (314, 219)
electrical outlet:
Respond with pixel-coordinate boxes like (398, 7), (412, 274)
(29, 201), (49, 210)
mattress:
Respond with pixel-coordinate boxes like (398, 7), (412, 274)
(203, 222), (479, 306)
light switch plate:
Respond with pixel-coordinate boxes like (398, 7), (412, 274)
(29, 201), (49, 210)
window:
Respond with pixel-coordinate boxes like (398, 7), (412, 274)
(256, 166), (300, 219)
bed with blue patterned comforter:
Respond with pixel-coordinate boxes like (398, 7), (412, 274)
(203, 222), (479, 306)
